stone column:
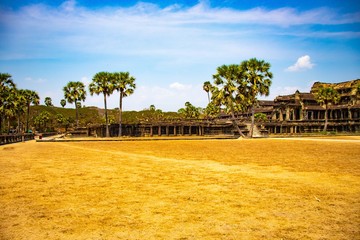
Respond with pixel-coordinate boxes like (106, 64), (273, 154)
(272, 112), (277, 121)
(285, 107), (290, 121)
(279, 109), (283, 121)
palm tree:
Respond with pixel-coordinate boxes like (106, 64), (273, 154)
(112, 72), (136, 137)
(20, 89), (40, 133)
(2, 88), (20, 134)
(0, 73), (16, 133)
(211, 64), (247, 138)
(240, 58), (273, 137)
(60, 99), (66, 108)
(13, 89), (27, 133)
(203, 81), (212, 103)
(63, 81), (87, 129)
(315, 86), (340, 131)
(44, 97), (53, 107)
(89, 72), (114, 137)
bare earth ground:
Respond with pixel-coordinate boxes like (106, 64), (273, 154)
(0, 137), (359, 240)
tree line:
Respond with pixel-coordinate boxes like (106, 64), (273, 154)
(0, 71), (136, 137)
(1, 58), (349, 136)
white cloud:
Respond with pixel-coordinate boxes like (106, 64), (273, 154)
(286, 55), (315, 72)
(1, 1), (358, 111)
(169, 82), (192, 90)
(1, 2), (358, 61)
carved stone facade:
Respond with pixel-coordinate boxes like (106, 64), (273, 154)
(257, 79), (360, 133)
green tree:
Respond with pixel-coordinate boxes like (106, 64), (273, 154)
(0, 73), (16, 133)
(76, 102), (82, 109)
(141, 105), (164, 122)
(254, 113), (268, 122)
(13, 90), (27, 133)
(315, 86), (340, 131)
(203, 81), (212, 103)
(20, 89), (40, 133)
(44, 97), (53, 107)
(89, 71), (114, 137)
(178, 102), (202, 119)
(211, 64), (248, 138)
(204, 102), (220, 119)
(112, 72), (136, 137)
(240, 58), (273, 137)
(34, 111), (51, 132)
(63, 81), (87, 129)
(3, 88), (20, 133)
(60, 99), (66, 108)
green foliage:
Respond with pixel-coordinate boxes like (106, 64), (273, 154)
(60, 99), (66, 108)
(27, 105), (181, 131)
(178, 102), (202, 119)
(315, 86), (340, 131)
(44, 97), (53, 106)
(315, 86), (340, 107)
(34, 111), (51, 132)
(254, 113), (268, 122)
(204, 102), (220, 118)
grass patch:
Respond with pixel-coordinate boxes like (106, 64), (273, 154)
(0, 138), (359, 239)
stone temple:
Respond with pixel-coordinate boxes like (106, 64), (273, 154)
(90, 79), (360, 137)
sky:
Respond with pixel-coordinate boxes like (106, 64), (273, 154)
(1, 0), (360, 111)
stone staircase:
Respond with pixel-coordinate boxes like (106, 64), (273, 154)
(245, 123), (263, 138)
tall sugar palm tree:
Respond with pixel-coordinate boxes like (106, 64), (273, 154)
(13, 89), (27, 133)
(20, 89), (40, 133)
(63, 81), (87, 129)
(203, 81), (212, 103)
(89, 71), (114, 137)
(60, 99), (66, 108)
(315, 86), (340, 131)
(0, 73), (16, 133)
(212, 64), (247, 138)
(112, 72), (136, 137)
(240, 58), (273, 137)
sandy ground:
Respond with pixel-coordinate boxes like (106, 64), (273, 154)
(0, 137), (359, 239)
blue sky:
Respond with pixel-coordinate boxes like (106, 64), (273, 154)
(1, 0), (359, 111)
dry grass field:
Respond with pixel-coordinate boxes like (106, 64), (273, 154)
(1, 137), (360, 240)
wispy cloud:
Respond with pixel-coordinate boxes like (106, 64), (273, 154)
(169, 82), (192, 90)
(1, 0), (359, 61)
(286, 55), (315, 72)
(1, 1), (359, 110)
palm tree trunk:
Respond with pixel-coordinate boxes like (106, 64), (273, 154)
(75, 100), (79, 129)
(104, 94), (109, 137)
(207, 92), (210, 103)
(26, 103), (30, 133)
(7, 117), (11, 134)
(323, 106), (328, 132)
(17, 114), (21, 133)
(0, 116), (2, 134)
(230, 107), (246, 138)
(118, 92), (123, 137)
(250, 105), (255, 138)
